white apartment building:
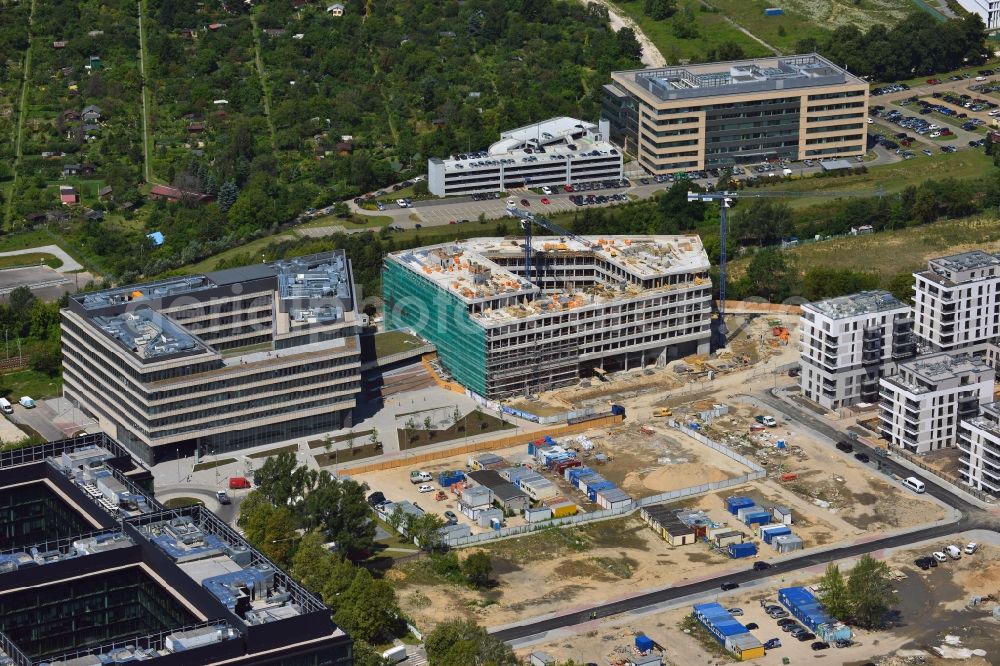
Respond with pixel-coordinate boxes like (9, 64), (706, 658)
(914, 250), (1000, 354)
(878, 352), (995, 454)
(799, 291), (915, 410)
(954, 0), (1000, 29)
(427, 117), (623, 197)
(958, 401), (1000, 495)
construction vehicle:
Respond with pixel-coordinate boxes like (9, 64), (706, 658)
(653, 408), (672, 417)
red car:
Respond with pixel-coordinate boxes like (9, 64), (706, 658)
(563, 184), (574, 192)
(927, 78), (941, 85)
(540, 198), (551, 204)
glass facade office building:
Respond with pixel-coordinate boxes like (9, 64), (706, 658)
(61, 254), (363, 464)
(602, 54), (869, 174)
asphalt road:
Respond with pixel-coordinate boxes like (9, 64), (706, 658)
(490, 387), (990, 644)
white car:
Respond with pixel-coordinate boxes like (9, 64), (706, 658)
(932, 551), (948, 563)
(965, 542), (979, 555)
(929, 132), (941, 138)
(541, 186), (553, 195)
(867, 117), (874, 124)
(418, 484), (434, 493)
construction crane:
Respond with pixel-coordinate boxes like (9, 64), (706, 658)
(688, 185), (887, 326)
(505, 205), (593, 282)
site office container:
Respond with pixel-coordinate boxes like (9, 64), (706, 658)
(692, 602), (749, 645)
(525, 506), (552, 522)
(515, 472), (544, 488)
(438, 471), (465, 487)
(566, 466), (594, 483)
(773, 534), (803, 553)
(736, 505), (762, 521)
(577, 473), (606, 494)
(759, 524), (792, 544)
(552, 458), (581, 476)
(743, 510), (771, 527)
(728, 542), (757, 559)
(778, 587), (836, 633)
(596, 487), (631, 510)
(725, 496), (754, 515)
(549, 501), (578, 518)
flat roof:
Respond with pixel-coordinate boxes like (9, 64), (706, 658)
(498, 116), (598, 146)
(803, 290), (909, 320)
(387, 234), (709, 325)
(612, 54), (865, 102)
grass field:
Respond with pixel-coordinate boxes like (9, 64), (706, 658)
(297, 214), (393, 230)
(1, 370), (62, 400)
(0, 253), (62, 270)
(753, 149), (992, 209)
(610, 0), (771, 63)
(732, 215), (1000, 279)
(192, 457), (238, 472)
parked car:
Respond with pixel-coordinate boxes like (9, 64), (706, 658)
(367, 491), (386, 508)
(811, 641), (830, 650)
(835, 639), (854, 648)
(18, 396), (35, 409)
(932, 551), (948, 563)
(720, 582), (739, 591)
(797, 632), (816, 642)
(520, 198), (530, 206)
(755, 415), (778, 427)
(417, 484), (434, 493)
(783, 624), (802, 634)
(764, 638), (782, 650)
(216, 491), (231, 505)
(836, 441), (854, 453)
(745, 622), (759, 631)
(965, 542), (980, 555)
(777, 618), (797, 627)
(727, 608), (744, 616)
(946, 545), (962, 559)
(855, 452), (871, 463)
(444, 510), (458, 525)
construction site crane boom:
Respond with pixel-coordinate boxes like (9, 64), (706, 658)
(505, 205), (593, 282)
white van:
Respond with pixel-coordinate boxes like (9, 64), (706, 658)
(18, 396), (35, 409)
(902, 477), (925, 493)
(0, 398), (12, 414)
(381, 645), (407, 663)
(945, 545), (962, 560)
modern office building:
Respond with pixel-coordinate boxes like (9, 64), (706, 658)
(799, 291), (916, 410)
(0, 433), (352, 665)
(602, 54), (868, 174)
(954, 0), (1000, 29)
(913, 250), (1000, 354)
(958, 401), (1000, 495)
(878, 352), (995, 454)
(61, 253), (362, 464)
(383, 234), (712, 398)
(427, 117), (623, 197)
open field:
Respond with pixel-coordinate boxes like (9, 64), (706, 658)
(608, 0), (772, 64)
(752, 215), (1000, 280)
(518, 535), (999, 665)
(1, 370), (62, 401)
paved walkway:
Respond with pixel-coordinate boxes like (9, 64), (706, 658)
(0, 245), (83, 272)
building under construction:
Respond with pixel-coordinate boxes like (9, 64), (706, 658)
(383, 235), (712, 398)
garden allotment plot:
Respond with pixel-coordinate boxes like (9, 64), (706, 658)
(144, 1), (266, 184)
(11, 0), (143, 217)
(0, 3), (29, 174)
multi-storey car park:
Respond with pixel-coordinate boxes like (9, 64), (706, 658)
(878, 352), (995, 454)
(602, 54), (869, 174)
(913, 250), (1000, 354)
(61, 253), (362, 464)
(798, 291), (916, 410)
(383, 234), (712, 399)
(959, 400), (1000, 495)
(0, 433), (352, 665)
(427, 117), (623, 197)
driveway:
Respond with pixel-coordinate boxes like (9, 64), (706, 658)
(9, 400), (73, 441)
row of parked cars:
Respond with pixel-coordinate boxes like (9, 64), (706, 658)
(913, 542), (978, 570)
(570, 193), (627, 206)
(762, 601), (851, 651)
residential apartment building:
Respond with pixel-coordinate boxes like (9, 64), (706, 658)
(799, 291), (915, 410)
(602, 54), (869, 174)
(61, 253), (362, 464)
(878, 352), (995, 454)
(958, 401), (1000, 495)
(427, 117), (623, 197)
(954, 0), (1000, 29)
(383, 234), (712, 398)
(913, 250), (1000, 354)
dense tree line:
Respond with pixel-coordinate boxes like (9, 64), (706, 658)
(798, 12), (987, 81)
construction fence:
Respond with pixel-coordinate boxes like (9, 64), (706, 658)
(440, 418), (765, 547)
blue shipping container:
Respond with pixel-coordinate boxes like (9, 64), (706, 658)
(726, 496), (755, 515)
(635, 635), (654, 652)
(761, 525), (792, 544)
(728, 542), (758, 559)
(764, 7), (784, 15)
(744, 510), (771, 526)
(438, 471), (465, 487)
(693, 602), (749, 645)
(778, 587), (835, 632)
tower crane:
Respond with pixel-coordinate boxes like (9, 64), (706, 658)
(688, 186), (887, 328)
(505, 205), (593, 282)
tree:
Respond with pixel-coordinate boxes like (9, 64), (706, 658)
(737, 249), (797, 303)
(353, 641), (391, 666)
(240, 501), (299, 567)
(462, 551), (493, 588)
(332, 567), (402, 643)
(643, 0), (677, 20)
(424, 415), (433, 430)
(847, 554), (898, 629)
(332, 201), (350, 218)
(298, 473), (377, 559)
(217, 180), (239, 212)
(425, 620), (518, 666)
(886, 271), (915, 305)
(818, 563), (851, 620)
(407, 512), (446, 550)
(290, 530), (358, 602)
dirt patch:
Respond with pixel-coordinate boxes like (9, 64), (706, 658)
(636, 462), (732, 494)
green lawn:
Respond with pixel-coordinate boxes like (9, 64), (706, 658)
(1, 370), (61, 400)
(163, 497), (204, 508)
(750, 149), (992, 209)
(373, 331), (428, 358)
(246, 444), (298, 459)
(609, 0), (771, 63)
(297, 213), (393, 229)
(192, 457), (238, 472)
(0, 252), (62, 270)
(182, 233), (297, 274)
